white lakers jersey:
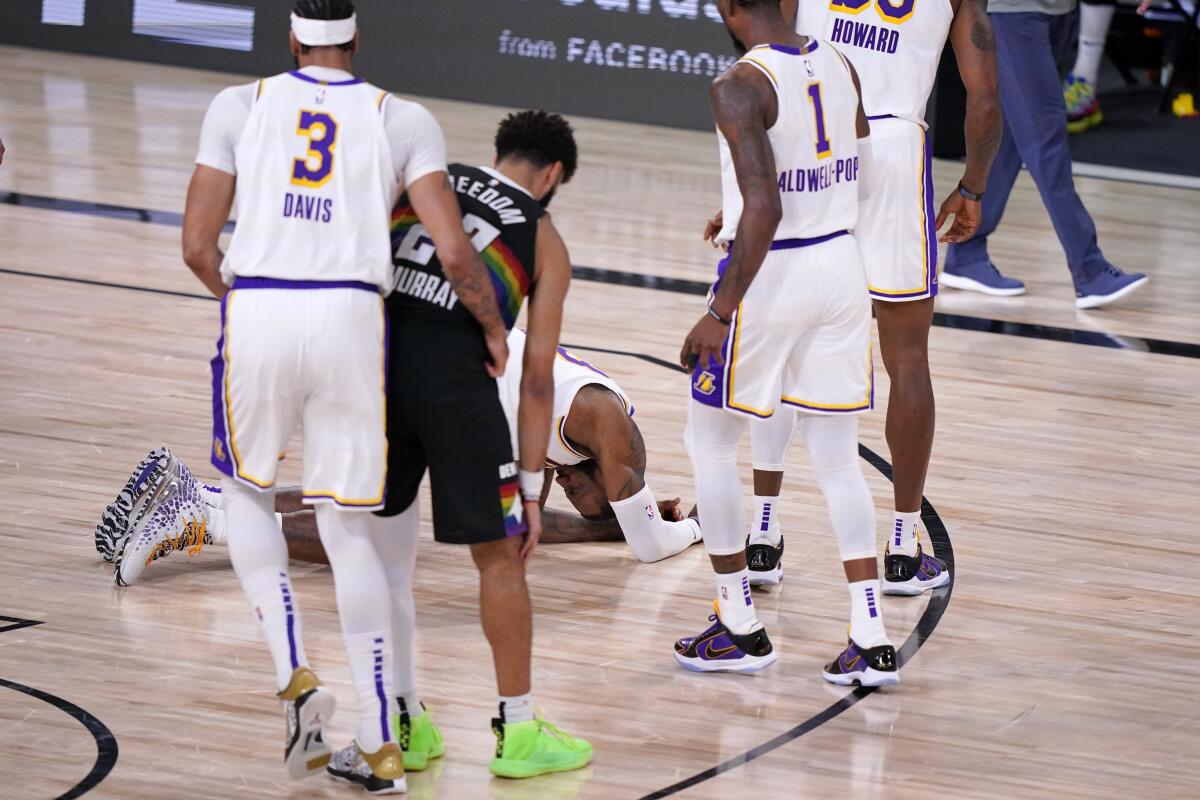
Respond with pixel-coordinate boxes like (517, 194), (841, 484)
(797, 0), (953, 127)
(497, 329), (634, 469)
(221, 71), (397, 287)
(716, 41), (861, 245)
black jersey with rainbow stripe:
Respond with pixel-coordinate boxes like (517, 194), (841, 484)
(387, 163), (543, 330)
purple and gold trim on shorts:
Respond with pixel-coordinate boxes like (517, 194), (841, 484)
(867, 127), (938, 302)
(210, 293), (235, 478)
(231, 276), (380, 293)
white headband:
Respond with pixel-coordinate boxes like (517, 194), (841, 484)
(290, 12), (357, 47)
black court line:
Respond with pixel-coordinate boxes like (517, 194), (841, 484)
(3, 190), (1198, 360)
(0, 615), (44, 634)
(0, 678), (119, 800)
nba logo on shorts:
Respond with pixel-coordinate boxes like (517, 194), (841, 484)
(694, 371), (717, 396)
(645, 503), (655, 520)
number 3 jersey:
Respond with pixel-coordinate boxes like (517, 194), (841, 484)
(715, 41), (862, 246)
(388, 164), (545, 330)
(197, 67), (449, 289)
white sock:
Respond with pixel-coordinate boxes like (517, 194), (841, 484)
(715, 568), (760, 636)
(499, 692), (533, 724)
(891, 510), (921, 557)
(848, 579), (889, 648)
(242, 568), (308, 691)
(399, 690), (423, 716)
(345, 629), (393, 752)
(750, 495), (782, 546)
(201, 484), (227, 544)
(610, 484), (700, 562)
(1073, 3), (1115, 85)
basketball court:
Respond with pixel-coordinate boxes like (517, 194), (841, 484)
(1, 43), (1198, 799)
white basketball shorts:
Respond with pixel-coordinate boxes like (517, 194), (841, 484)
(859, 115), (939, 302)
(210, 278), (387, 509)
(691, 231), (874, 418)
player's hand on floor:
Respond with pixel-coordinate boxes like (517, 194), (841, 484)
(520, 501), (542, 565)
(703, 210), (723, 248)
(484, 326), (509, 378)
(681, 314), (728, 371)
(658, 497), (683, 522)
(935, 190), (981, 244)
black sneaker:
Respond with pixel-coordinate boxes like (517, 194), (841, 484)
(883, 543), (949, 596)
(822, 638), (899, 687)
(746, 534), (783, 586)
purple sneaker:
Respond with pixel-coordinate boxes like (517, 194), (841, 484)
(674, 604), (778, 674)
(94, 448), (172, 562)
(940, 261), (1026, 297)
(822, 639), (899, 687)
(883, 543), (950, 596)
(1075, 265), (1148, 309)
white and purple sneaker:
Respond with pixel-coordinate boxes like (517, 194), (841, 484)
(822, 639), (899, 687)
(94, 448), (172, 562)
(674, 605), (778, 674)
(113, 454), (212, 586)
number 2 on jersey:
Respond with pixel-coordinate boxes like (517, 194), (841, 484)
(291, 110), (338, 188)
(806, 83), (833, 160)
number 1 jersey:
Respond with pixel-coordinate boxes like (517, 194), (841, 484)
(715, 41), (862, 245)
(221, 71), (399, 288)
(388, 164), (544, 331)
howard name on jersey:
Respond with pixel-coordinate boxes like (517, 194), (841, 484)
(388, 164), (543, 327)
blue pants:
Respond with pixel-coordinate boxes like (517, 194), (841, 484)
(945, 11), (1111, 287)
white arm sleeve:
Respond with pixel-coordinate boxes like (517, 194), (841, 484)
(383, 98), (448, 189)
(195, 83), (255, 175)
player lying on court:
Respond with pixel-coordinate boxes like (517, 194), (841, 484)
(94, 326), (702, 581)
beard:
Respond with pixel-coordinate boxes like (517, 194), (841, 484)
(726, 28), (748, 56)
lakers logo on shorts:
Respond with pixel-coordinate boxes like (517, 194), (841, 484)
(212, 437), (227, 464)
(694, 371), (717, 397)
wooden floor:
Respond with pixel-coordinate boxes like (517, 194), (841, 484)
(1, 46), (1199, 799)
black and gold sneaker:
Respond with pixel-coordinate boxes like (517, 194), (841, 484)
(746, 534), (783, 586)
(822, 638), (899, 687)
(279, 667), (335, 779)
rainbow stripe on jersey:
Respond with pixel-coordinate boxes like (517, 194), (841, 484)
(390, 204), (530, 329)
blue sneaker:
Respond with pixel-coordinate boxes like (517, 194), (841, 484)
(941, 260), (1026, 296)
(674, 603), (778, 673)
(1075, 265), (1148, 309)
(822, 638), (900, 687)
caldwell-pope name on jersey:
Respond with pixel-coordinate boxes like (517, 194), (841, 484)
(779, 156), (859, 194)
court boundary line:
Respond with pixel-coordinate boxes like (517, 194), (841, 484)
(0, 615), (44, 634)
(0, 679), (119, 800)
(2, 190), (1198, 360)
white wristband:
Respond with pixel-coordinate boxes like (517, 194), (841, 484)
(518, 469), (542, 502)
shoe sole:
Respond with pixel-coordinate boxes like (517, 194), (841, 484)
(748, 570), (782, 587)
(939, 273), (1025, 297)
(674, 650), (779, 674)
(96, 451), (171, 561)
(489, 752), (593, 779)
(287, 687), (335, 779)
(1076, 275), (1148, 309)
(882, 570), (950, 596)
(328, 772), (408, 794)
(113, 456), (182, 586)
(822, 667), (901, 688)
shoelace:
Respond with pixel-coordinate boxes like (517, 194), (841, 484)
(534, 716), (584, 749)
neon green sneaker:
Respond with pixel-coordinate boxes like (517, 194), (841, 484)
(391, 701), (445, 772)
(489, 716), (593, 779)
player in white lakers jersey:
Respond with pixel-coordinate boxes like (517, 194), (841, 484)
(180, 1), (510, 792)
(677, 0), (898, 686)
(739, 0), (1001, 594)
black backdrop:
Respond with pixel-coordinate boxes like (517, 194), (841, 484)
(1, 0), (967, 151)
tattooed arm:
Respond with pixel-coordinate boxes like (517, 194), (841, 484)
(539, 509), (625, 544)
(937, 0), (1002, 242)
(406, 172), (509, 377)
(681, 64), (780, 369)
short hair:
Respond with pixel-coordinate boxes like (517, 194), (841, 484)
(293, 0), (356, 53)
(495, 110), (578, 184)
(735, 0), (781, 8)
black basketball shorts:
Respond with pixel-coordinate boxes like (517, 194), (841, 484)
(375, 313), (526, 545)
